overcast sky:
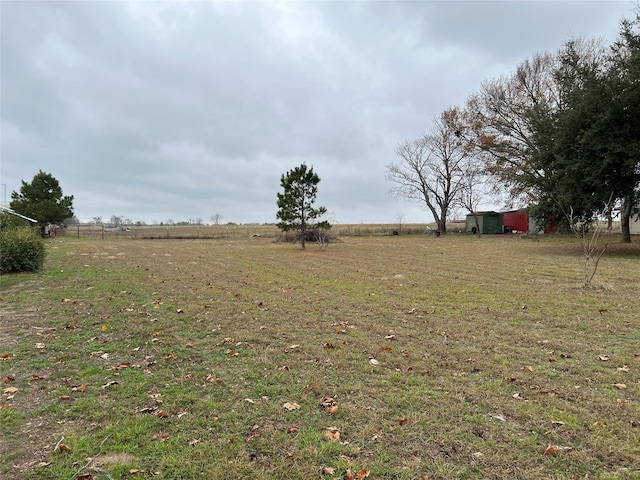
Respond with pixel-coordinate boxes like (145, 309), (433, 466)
(1, 1), (636, 225)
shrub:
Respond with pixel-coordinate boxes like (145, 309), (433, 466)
(0, 226), (47, 273)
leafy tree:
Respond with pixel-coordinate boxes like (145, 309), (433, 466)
(526, 18), (640, 242)
(386, 107), (472, 234)
(0, 211), (29, 231)
(605, 14), (640, 242)
(10, 170), (74, 225)
(276, 164), (330, 249)
(467, 23), (640, 242)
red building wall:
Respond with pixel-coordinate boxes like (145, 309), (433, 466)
(502, 210), (529, 233)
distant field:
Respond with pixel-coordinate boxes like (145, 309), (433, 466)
(1, 234), (639, 479)
(63, 223), (437, 239)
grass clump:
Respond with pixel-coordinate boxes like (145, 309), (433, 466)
(0, 226), (46, 273)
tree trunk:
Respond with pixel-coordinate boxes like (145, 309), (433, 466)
(620, 195), (633, 244)
(473, 214), (481, 237)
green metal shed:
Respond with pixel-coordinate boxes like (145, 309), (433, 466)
(465, 211), (504, 234)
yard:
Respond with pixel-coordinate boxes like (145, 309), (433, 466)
(1, 233), (639, 479)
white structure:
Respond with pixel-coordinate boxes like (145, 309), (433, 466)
(631, 213), (640, 235)
(0, 206), (38, 223)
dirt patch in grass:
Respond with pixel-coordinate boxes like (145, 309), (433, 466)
(91, 451), (139, 467)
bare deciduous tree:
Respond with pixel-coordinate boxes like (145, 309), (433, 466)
(456, 159), (490, 237)
(565, 196), (614, 288)
(386, 107), (470, 234)
(210, 213), (223, 225)
(109, 215), (122, 227)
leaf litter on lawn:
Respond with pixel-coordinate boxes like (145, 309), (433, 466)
(1, 235), (639, 479)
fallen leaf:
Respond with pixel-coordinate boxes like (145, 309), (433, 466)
(614, 383), (627, 390)
(1, 376), (15, 383)
(0, 352), (11, 359)
(321, 396), (337, 409)
(355, 468), (370, 479)
(397, 418), (410, 426)
(283, 402), (300, 411)
(543, 444), (560, 456)
(551, 420), (565, 426)
(512, 392), (525, 400)
(287, 427), (299, 434)
(206, 375), (223, 383)
(35, 343), (46, 349)
(76, 474), (93, 480)
(381, 345), (392, 352)
(319, 466), (335, 475)
(60, 395), (73, 401)
(150, 431), (169, 441)
(598, 354), (610, 361)
(36, 462), (51, 467)
(101, 381), (118, 389)
(72, 384), (87, 392)
(155, 409), (169, 418)
(522, 365), (534, 373)
(323, 342), (334, 349)
(617, 365), (630, 372)
(31, 374), (45, 381)
(226, 350), (239, 357)
(634, 354), (640, 362)
(328, 405), (339, 414)
(186, 341), (196, 348)
(188, 438), (200, 446)
(244, 398), (255, 404)
(324, 427), (340, 441)
(165, 355), (177, 361)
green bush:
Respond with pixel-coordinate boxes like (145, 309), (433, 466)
(0, 226), (47, 273)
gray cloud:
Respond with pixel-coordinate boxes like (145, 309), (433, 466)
(1, 1), (634, 224)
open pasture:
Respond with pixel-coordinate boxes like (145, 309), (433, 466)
(1, 234), (639, 479)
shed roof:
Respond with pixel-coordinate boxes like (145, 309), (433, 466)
(0, 206), (38, 223)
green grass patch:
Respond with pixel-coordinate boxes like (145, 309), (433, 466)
(1, 234), (639, 479)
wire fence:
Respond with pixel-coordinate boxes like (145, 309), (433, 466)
(58, 223), (438, 239)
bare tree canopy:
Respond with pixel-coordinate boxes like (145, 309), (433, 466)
(386, 107), (476, 233)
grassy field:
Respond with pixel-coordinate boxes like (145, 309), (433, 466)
(68, 223), (434, 239)
(1, 233), (639, 479)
